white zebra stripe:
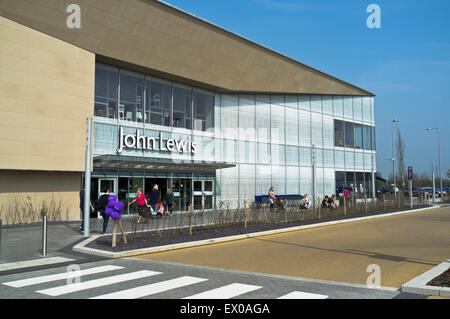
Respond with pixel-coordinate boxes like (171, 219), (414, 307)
(36, 270), (161, 296)
(184, 283), (262, 299)
(277, 291), (328, 299)
(91, 276), (208, 299)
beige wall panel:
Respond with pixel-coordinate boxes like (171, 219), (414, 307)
(0, 171), (81, 224)
(0, 0), (373, 96)
(0, 16), (95, 171)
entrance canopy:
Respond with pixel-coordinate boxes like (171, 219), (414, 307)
(93, 155), (236, 173)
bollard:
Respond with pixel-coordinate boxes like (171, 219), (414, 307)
(343, 196), (346, 216)
(42, 216), (48, 256)
(189, 204), (193, 236)
(244, 200), (247, 228)
(364, 194), (368, 214)
(383, 193), (385, 210)
(318, 197), (321, 220)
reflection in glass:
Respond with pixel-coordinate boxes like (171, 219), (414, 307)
(95, 65), (118, 119)
(145, 78), (171, 126)
(345, 122), (354, 148)
(334, 119), (344, 147)
(119, 72), (144, 122)
(173, 85), (192, 129)
(354, 124), (363, 149)
(193, 90), (214, 131)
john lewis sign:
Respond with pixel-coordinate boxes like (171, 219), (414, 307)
(117, 126), (198, 154)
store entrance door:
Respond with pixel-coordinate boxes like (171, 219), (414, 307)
(171, 178), (192, 212)
(193, 180), (214, 210)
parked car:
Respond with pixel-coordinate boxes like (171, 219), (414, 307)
(403, 187), (428, 198)
(377, 185), (399, 194)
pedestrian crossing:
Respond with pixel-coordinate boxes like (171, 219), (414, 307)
(1, 264), (329, 299)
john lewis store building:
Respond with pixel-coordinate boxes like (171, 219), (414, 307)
(0, 0), (376, 219)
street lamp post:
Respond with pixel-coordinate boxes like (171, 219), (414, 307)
(426, 128), (442, 203)
(392, 120), (399, 200)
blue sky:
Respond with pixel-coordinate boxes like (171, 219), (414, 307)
(162, 0), (450, 179)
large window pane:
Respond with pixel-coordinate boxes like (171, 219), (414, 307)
(354, 123), (363, 149)
(334, 119), (344, 147)
(353, 96), (362, 121)
(271, 103), (285, 144)
(333, 96), (343, 117)
(311, 96), (322, 113)
(221, 95), (239, 140)
(298, 95), (310, 110)
(255, 96), (270, 143)
(239, 95), (255, 141)
(323, 115), (334, 148)
(145, 78), (171, 126)
(344, 96), (353, 120)
(363, 125), (372, 150)
(95, 65), (118, 119)
(173, 85), (192, 129)
(322, 96), (333, 115)
(286, 146), (299, 166)
(311, 113), (322, 147)
(345, 122), (354, 148)
(119, 71), (144, 122)
(298, 110), (311, 146)
(285, 107), (298, 145)
(194, 90), (214, 131)
(299, 147), (312, 166)
(371, 126), (376, 150)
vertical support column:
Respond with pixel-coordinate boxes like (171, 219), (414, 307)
(84, 118), (93, 236)
(409, 179), (413, 208)
(312, 145), (316, 210)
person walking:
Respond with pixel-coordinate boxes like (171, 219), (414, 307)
(79, 188), (94, 233)
(164, 188), (174, 215)
(344, 187), (351, 209)
(96, 188), (110, 234)
(149, 184), (160, 218)
(268, 186), (276, 211)
(129, 187), (149, 224)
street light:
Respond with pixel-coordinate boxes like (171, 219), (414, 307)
(392, 120), (399, 199)
(426, 128), (442, 203)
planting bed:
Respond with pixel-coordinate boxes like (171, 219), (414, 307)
(86, 205), (431, 253)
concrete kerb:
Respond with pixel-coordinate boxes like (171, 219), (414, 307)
(401, 260), (450, 297)
(72, 206), (437, 259)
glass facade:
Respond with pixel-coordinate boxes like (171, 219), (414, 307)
(93, 63), (376, 209)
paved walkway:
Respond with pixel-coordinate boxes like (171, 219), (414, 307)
(138, 207), (450, 288)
